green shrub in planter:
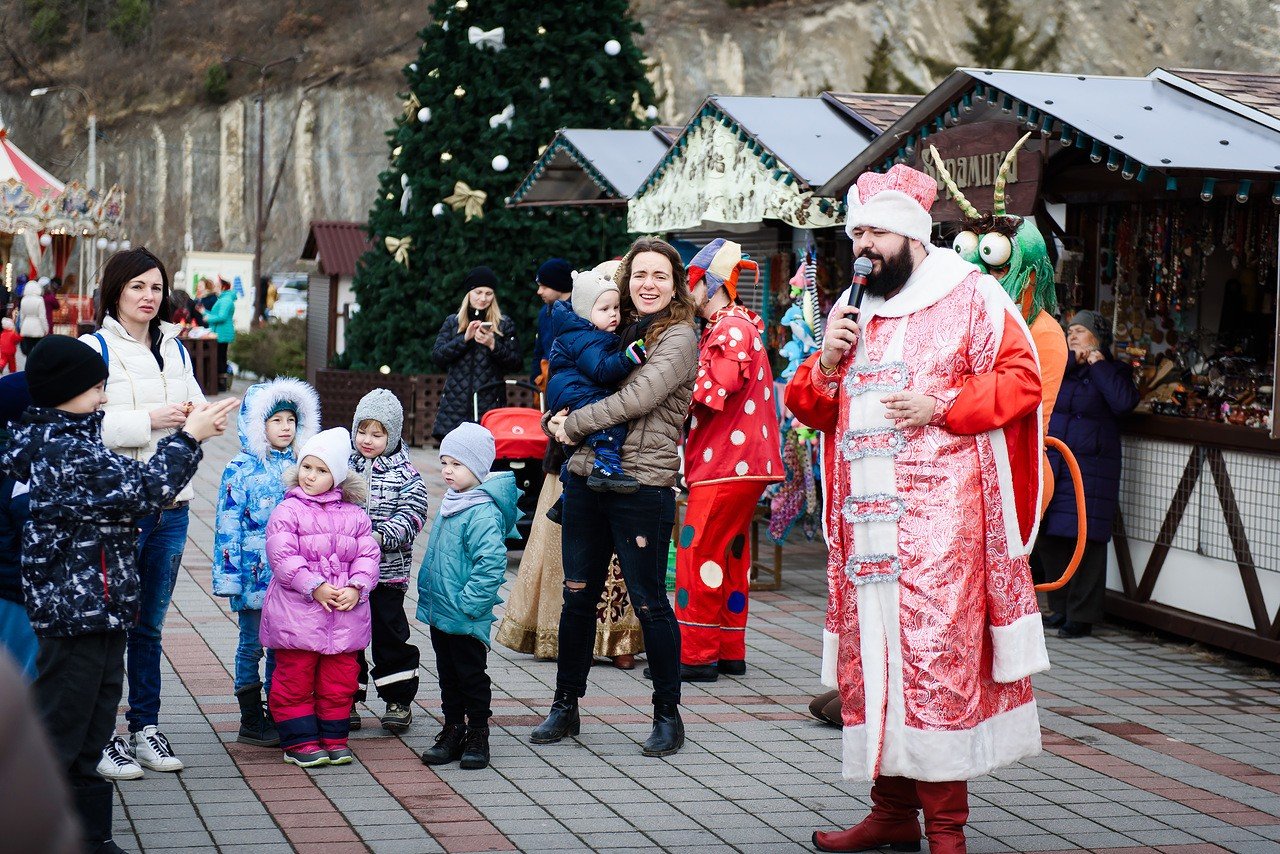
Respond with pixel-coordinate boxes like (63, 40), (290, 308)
(229, 319), (305, 380)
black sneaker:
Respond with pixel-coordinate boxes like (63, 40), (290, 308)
(459, 727), (490, 770)
(420, 724), (468, 765)
(1042, 611), (1066, 630)
(587, 467), (640, 494)
(718, 659), (747, 676)
(1058, 621), (1093, 638)
(326, 747), (354, 765)
(381, 702), (412, 733)
(348, 705), (362, 731)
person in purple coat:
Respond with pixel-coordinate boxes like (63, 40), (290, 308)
(1033, 310), (1139, 638)
(261, 427), (381, 768)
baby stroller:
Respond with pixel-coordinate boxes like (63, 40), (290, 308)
(473, 380), (546, 547)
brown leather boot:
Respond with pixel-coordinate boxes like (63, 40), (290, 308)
(812, 776), (922, 852)
(808, 688), (843, 726)
(916, 780), (969, 854)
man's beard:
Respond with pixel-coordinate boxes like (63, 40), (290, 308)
(858, 243), (915, 298)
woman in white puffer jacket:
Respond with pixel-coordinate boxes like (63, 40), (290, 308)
(18, 280), (49, 356)
(79, 248), (208, 782)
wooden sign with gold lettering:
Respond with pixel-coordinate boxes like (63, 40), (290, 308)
(910, 121), (1042, 222)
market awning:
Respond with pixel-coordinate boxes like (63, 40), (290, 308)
(821, 67), (1280, 197)
(628, 95), (879, 232)
(509, 128), (672, 207)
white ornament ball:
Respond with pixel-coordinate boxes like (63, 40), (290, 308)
(379, 365), (391, 375)
(417, 106), (431, 123)
(454, 86), (466, 98)
(645, 105), (659, 120)
(537, 26), (546, 35)
(120, 239), (131, 250)
(95, 237), (108, 250)
(454, 0), (467, 8)
(440, 151), (453, 162)
(38, 233), (52, 247)
(604, 39), (622, 56)
(409, 62), (418, 72)
(539, 77), (550, 90)
(107, 240), (119, 252)
(432, 203), (445, 217)
(492, 154), (509, 172)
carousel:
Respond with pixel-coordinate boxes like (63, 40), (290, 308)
(0, 114), (126, 330)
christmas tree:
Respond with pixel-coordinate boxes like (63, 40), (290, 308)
(346, 0), (657, 374)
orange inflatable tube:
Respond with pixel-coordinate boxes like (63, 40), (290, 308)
(1035, 436), (1086, 592)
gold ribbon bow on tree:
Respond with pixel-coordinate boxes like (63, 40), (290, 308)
(468, 26), (506, 51)
(444, 181), (487, 221)
(402, 93), (421, 121)
(384, 235), (412, 267)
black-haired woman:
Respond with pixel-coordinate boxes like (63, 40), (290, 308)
(81, 248), (206, 781)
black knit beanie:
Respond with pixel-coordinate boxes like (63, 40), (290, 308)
(26, 335), (110, 408)
(463, 266), (499, 291)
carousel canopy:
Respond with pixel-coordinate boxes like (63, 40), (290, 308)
(0, 123), (65, 197)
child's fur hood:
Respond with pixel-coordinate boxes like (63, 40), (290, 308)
(282, 467), (368, 504)
(238, 378), (322, 460)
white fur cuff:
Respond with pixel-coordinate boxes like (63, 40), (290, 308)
(991, 612), (1051, 683)
(820, 629), (840, 688)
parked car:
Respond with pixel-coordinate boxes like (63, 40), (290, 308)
(271, 286), (307, 322)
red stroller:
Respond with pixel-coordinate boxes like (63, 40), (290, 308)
(473, 380), (546, 547)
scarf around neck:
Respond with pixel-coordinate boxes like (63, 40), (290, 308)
(440, 485), (493, 517)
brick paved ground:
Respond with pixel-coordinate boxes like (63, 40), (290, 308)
(100, 388), (1280, 853)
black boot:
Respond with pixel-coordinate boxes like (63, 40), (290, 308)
(460, 726), (490, 770)
(420, 723), (468, 765)
(235, 682), (280, 747)
(530, 689), (580, 744)
(74, 781), (126, 854)
(642, 702), (685, 757)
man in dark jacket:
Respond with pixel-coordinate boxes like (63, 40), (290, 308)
(0, 373), (34, 680)
(531, 258), (573, 391)
(0, 336), (236, 854)
(1033, 310), (1139, 638)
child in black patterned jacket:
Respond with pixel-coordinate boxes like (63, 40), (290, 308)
(0, 336), (237, 854)
(347, 389), (430, 732)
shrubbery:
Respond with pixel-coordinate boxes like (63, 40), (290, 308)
(229, 319), (306, 381)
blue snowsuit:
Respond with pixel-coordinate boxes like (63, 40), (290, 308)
(545, 300), (636, 462)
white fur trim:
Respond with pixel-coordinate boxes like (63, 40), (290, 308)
(242, 378), (322, 461)
(842, 699), (1042, 782)
(991, 612), (1051, 683)
(844, 189), (933, 244)
(821, 629), (840, 688)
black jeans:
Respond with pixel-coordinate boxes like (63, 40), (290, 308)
(216, 341), (229, 376)
(1033, 534), (1108, 624)
(356, 584), (420, 704)
(558, 474), (680, 705)
(34, 631), (126, 786)
(429, 627), (490, 728)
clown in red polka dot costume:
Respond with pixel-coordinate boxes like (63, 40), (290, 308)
(677, 239), (783, 682)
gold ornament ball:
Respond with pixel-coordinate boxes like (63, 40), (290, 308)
(386, 193), (394, 200)
(454, 86), (466, 98)
(441, 152), (453, 162)
(537, 26), (546, 35)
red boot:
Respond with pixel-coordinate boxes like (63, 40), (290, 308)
(812, 776), (922, 852)
(916, 780), (969, 854)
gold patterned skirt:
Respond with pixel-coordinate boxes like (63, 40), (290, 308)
(496, 474), (644, 659)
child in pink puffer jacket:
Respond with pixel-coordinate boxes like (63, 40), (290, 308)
(261, 427), (381, 768)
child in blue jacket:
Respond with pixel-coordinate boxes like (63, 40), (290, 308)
(545, 268), (645, 497)
(213, 378), (320, 746)
(417, 423), (518, 771)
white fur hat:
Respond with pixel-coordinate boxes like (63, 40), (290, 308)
(298, 427), (352, 484)
(570, 268), (619, 320)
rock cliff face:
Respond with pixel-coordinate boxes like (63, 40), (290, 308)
(2, 0), (1277, 279)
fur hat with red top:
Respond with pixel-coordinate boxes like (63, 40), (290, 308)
(844, 163), (938, 245)
(687, 238), (759, 303)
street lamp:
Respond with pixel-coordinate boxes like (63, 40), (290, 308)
(30, 84), (96, 187)
(225, 54), (302, 324)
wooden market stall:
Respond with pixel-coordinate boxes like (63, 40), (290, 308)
(829, 67), (1280, 662)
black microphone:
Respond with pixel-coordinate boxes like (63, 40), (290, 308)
(848, 256), (874, 309)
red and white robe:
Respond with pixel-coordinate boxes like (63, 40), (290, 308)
(785, 247), (1050, 782)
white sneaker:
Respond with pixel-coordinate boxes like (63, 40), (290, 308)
(97, 734), (144, 780)
(132, 726), (184, 772)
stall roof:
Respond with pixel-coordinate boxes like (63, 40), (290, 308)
(300, 221), (371, 278)
(822, 92), (922, 135)
(820, 67), (1280, 197)
(510, 128), (671, 207)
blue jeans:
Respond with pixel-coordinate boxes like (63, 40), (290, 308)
(558, 475), (681, 705)
(235, 609), (276, 695)
(126, 505), (189, 732)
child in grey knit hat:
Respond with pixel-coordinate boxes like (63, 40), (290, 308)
(347, 389), (430, 733)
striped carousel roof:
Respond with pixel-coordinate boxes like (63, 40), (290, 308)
(0, 119), (65, 197)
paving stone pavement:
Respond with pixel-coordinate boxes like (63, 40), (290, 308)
(100, 387), (1280, 853)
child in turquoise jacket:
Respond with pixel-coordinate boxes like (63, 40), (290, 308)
(416, 423), (518, 771)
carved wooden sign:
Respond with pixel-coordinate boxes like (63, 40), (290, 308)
(909, 121), (1042, 222)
